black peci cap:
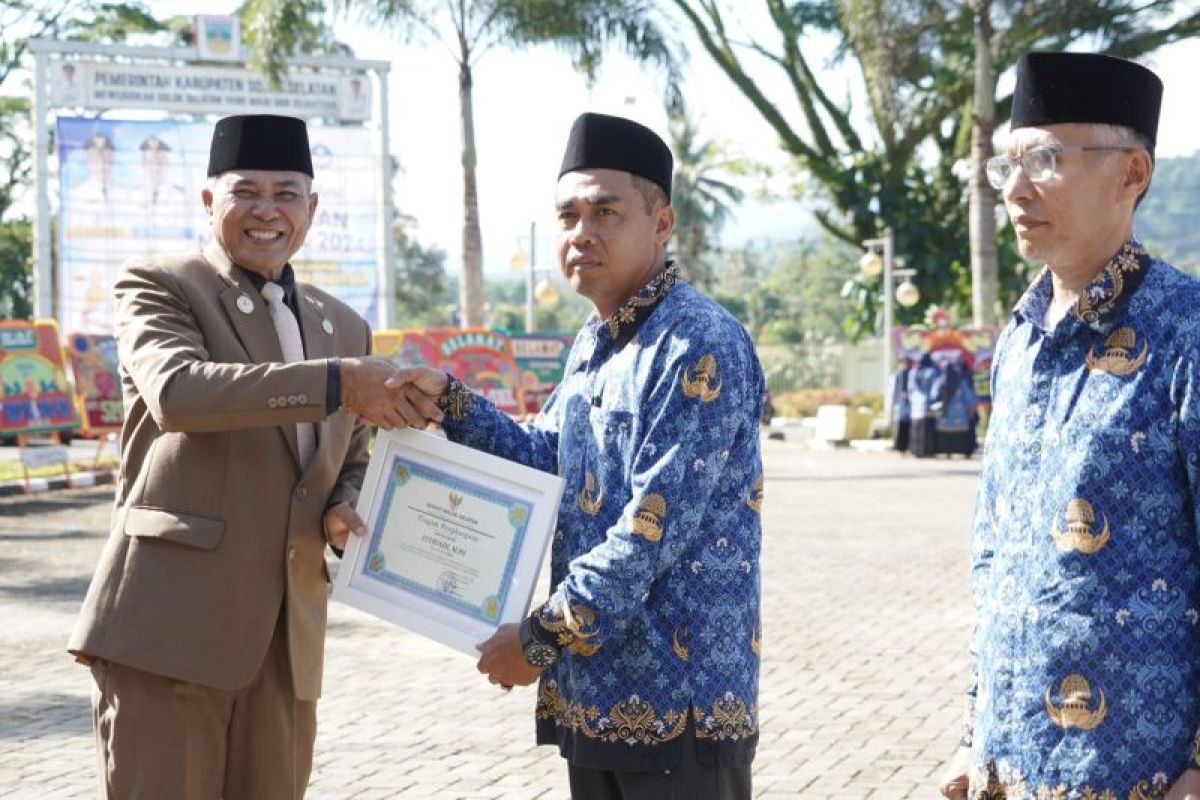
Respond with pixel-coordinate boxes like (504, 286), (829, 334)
(1011, 52), (1163, 148)
(207, 114), (314, 177)
(558, 112), (673, 199)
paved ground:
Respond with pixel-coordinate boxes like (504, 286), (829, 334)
(0, 439), (980, 798)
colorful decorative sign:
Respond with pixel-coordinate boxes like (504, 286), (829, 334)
(510, 334), (575, 414)
(373, 328), (526, 416)
(66, 333), (122, 434)
(893, 322), (1000, 406)
(0, 321), (79, 434)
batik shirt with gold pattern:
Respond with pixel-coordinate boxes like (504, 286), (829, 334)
(966, 239), (1200, 799)
(441, 264), (764, 771)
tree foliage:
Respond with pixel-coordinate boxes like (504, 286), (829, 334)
(713, 235), (857, 344)
(667, 103), (745, 290)
(1136, 150), (1200, 275)
(241, 0), (354, 79)
(244, 0), (682, 328)
(392, 212), (453, 326)
(670, 0), (1200, 332)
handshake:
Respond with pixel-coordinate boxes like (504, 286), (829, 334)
(338, 358), (452, 431)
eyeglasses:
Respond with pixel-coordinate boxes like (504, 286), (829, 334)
(985, 145), (1134, 190)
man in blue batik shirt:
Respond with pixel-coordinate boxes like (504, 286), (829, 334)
(393, 113), (764, 800)
(938, 53), (1200, 800)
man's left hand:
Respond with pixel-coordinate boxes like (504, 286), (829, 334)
(323, 502), (366, 550)
(1167, 769), (1200, 800)
(476, 623), (542, 688)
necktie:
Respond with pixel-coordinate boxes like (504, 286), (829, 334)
(261, 282), (316, 467)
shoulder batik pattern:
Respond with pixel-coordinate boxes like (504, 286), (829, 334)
(968, 239), (1200, 794)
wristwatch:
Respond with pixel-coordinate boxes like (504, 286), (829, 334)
(519, 615), (560, 668)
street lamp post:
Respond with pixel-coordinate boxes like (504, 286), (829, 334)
(525, 221), (537, 332)
(862, 228), (894, 417)
(512, 221), (559, 333)
(861, 228), (919, 418)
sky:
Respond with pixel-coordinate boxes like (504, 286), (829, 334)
(72, 3), (1200, 279)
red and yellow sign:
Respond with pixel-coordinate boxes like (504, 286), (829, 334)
(0, 321), (79, 435)
(66, 333), (123, 434)
(510, 334), (575, 414)
(373, 328), (525, 416)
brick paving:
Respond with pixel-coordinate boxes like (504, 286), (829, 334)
(0, 439), (979, 798)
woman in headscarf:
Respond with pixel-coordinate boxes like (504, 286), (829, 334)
(907, 353), (940, 458)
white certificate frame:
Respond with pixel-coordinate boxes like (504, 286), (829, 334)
(332, 428), (564, 657)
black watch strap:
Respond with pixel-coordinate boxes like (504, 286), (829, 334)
(520, 614), (560, 668)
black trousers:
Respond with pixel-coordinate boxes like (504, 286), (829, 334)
(566, 719), (752, 800)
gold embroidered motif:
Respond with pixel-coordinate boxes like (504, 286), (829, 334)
(681, 353), (722, 402)
(1128, 780), (1167, 800)
(1044, 673), (1107, 730)
(1051, 499), (1111, 554)
(969, 760), (1011, 800)
(630, 493), (666, 542)
(695, 693), (758, 740)
(746, 475), (764, 513)
(750, 625), (762, 656)
(577, 472), (604, 516)
(536, 682), (689, 745)
(435, 376), (474, 421)
(1073, 240), (1146, 324)
(564, 604), (601, 656)
(970, 760), (1161, 800)
(1085, 326), (1148, 376)
(537, 603), (601, 656)
(603, 263), (679, 338)
(671, 625), (690, 661)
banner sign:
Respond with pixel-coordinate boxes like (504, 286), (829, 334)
(56, 117), (382, 334)
(66, 334), (122, 434)
(50, 60), (371, 121)
(510, 334), (575, 414)
(0, 321), (79, 435)
(373, 328), (525, 416)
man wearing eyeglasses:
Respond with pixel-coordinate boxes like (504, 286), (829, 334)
(938, 53), (1200, 800)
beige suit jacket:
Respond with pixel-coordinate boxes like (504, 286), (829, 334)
(69, 242), (371, 701)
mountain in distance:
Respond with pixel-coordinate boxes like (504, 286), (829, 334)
(1138, 150), (1200, 274)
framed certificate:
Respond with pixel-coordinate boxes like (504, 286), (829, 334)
(332, 428), (565, 656)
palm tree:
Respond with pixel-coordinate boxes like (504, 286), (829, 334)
(243, 0), (680, 327)
(667, 105), (744, 290)
(968, 0), (998, 328)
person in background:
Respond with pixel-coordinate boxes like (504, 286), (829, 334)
(932, 352), (977, 457)
(890, 357), (914, 452)
(907, 352), (939, 458)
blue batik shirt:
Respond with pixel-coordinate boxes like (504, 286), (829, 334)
(935, 365), (977, 435)
(910, 363), (940, 420)
(440, 264), (765, 771)
(966, 238), (1200, 799)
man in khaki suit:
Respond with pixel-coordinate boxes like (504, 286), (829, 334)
(68, 114), (440, 799)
